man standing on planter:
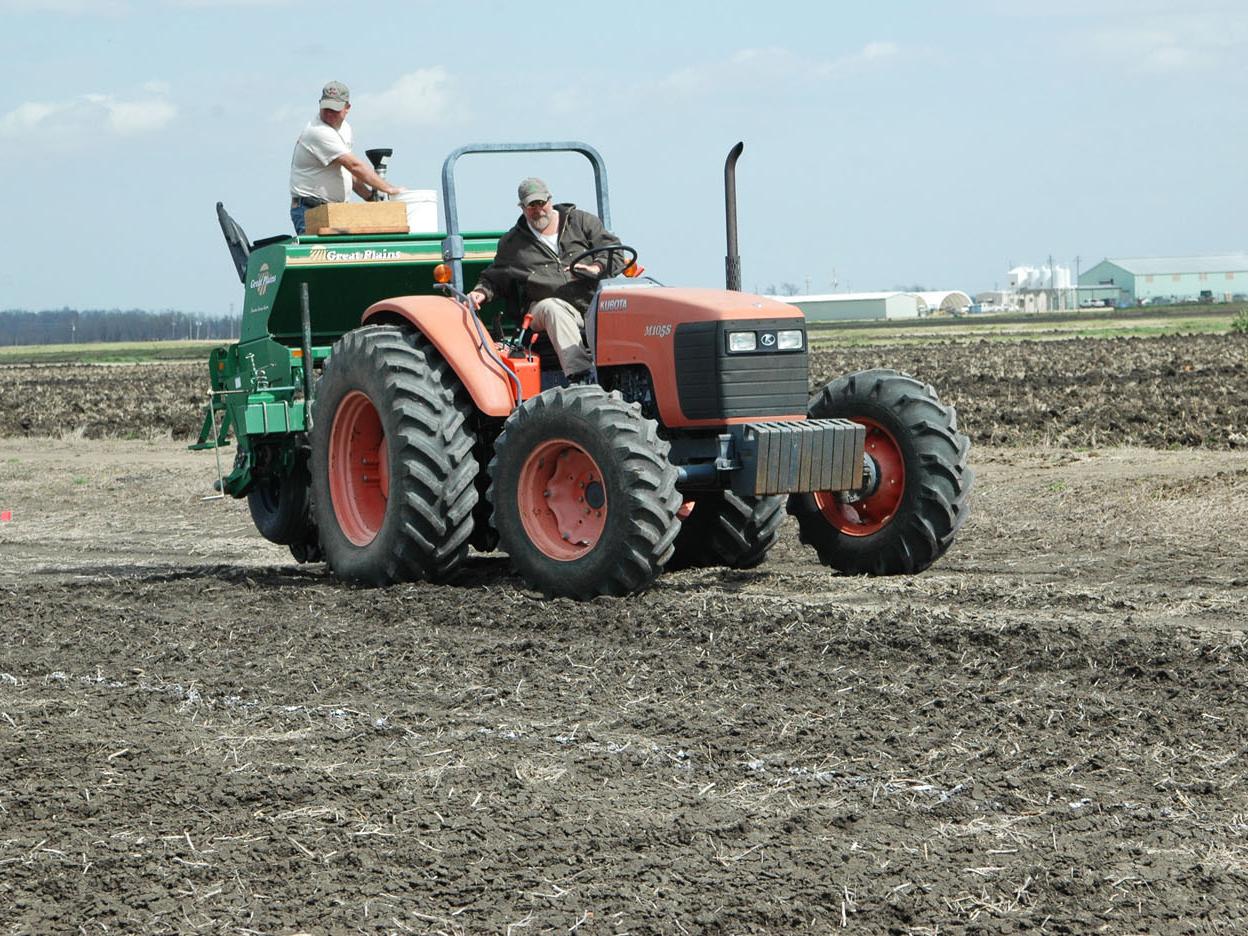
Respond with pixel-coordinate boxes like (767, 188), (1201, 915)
(288, 80), (404, 235)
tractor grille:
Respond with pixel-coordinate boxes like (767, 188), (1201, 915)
(674, 320), (809, 420)
(732, 418), (866, 496)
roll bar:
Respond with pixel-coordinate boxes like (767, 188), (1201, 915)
(439, 141), (612, 292)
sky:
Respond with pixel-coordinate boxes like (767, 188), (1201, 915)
(2, 0), (1246, 316)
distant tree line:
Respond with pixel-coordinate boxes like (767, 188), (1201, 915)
(0, 308), (240, 345)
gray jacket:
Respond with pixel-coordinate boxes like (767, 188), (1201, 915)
(473, 204), (626, 316)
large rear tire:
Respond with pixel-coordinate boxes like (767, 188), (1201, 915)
(787, 369), (972, 575)
(309, 325), (477, 586)
(488, 386), (681, 598)
(668, 492), (786, 570)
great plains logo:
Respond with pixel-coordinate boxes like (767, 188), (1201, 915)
(249, 263), (277, 296)
(643, 323), (673, 338)
(298, 246), (420, 266)
(308, 248), (406, 263)
(599, 297), (629, 312)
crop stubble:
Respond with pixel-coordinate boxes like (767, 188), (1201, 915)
(0, 333), (1245, 934)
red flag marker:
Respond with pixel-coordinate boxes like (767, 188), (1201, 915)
(0, 510), (10, 523)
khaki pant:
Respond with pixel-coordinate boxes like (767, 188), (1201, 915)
(529, 297), (592, 376)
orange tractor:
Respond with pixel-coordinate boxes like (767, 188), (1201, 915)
(205, 142), (972, 598)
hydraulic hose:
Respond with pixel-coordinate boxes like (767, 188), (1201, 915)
(299, 282), (316, 429)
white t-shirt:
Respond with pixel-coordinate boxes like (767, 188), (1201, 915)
(527, 221), (558, 254)
(289, 118), (353, 201)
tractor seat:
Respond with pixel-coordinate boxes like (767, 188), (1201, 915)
(216, 202), (293, 283)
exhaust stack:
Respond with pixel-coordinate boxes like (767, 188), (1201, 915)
(724, 141), (744, 291)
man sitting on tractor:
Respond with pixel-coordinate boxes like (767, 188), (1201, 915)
(467, 177), (629, 384)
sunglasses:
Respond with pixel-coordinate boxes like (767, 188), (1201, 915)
(523, 198), (550, 209)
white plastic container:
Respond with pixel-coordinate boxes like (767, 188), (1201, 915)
(393, 189), (438, 233)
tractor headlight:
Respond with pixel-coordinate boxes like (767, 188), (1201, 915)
(727, 331), (757, 352)
(776, 329), (804, 351)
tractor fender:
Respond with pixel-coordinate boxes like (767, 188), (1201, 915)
(362, 296), (515, 417)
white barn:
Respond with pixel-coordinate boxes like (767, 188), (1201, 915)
(776, 292), (924, 322)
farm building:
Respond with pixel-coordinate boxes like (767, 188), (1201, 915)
(1079, 254), (1248, 305)
(916, 291), (973, 315)
(777, 292), (923, 322)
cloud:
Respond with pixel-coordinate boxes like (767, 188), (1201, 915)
(354, 69), (454, 125)
(105, 97), (178, 134)
(162, 0), (293, 6)
(982, 0), (1242, 18)
(0, 0), (128, 11)
(1, 0), (291, 12)
(1, 102), (60, 134)
(645, 41), (902, 102)
(813, 40), (900, 76)
(1075, 16), (1247, 72)
(0, 86), (177, 142)
(984, 0), (1248, 73)
(859, 40), (901, 62)
(552, 42), (901, 115)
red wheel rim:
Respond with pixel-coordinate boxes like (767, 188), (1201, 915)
(516, 438), (607, 561)
(328, 390), (389, 546)
(814, 418), (904, 537)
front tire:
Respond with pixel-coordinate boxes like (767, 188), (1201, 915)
(488, 386), (681, 599)
(309, 325), (478, 586)
(788, 369), (972, 575)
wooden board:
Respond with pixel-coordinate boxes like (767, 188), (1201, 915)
(303, 201), (407, 235)
(313, 225), (410, 236)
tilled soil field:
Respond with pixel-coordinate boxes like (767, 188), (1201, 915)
(1, 333), (1246, 934)
(1, 333), (1246, 450)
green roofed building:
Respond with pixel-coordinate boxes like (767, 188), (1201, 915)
(1079, 254), (1248, 305)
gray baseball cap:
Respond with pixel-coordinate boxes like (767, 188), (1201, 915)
(518, 177), (551, 206)
(319, 81), (350, 111)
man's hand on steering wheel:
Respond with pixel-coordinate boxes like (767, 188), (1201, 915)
(567, 244), (638, 282)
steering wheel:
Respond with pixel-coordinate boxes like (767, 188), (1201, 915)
(567, 244), (638, 281)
